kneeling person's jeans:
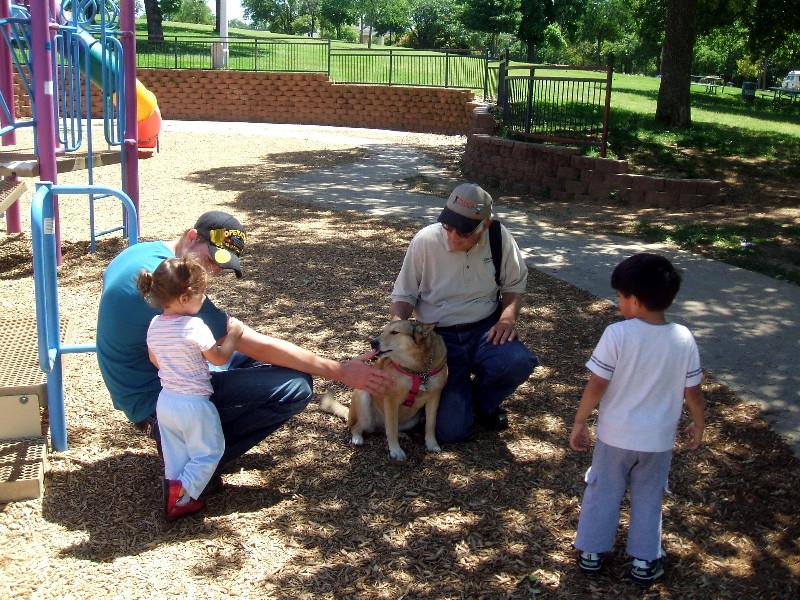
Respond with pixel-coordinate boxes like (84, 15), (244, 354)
(435, 318), (538, 444)
(208, 352), (312, 474)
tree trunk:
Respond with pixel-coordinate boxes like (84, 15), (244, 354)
(655, 0), (698, 128)
(526, 43), (536, 62)
(144, 0), (164, 43)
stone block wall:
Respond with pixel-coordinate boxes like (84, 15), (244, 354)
(14, 69), (479, 135)
(463, 133), (724, 208)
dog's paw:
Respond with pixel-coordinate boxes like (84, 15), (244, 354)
(426, 441), (442, 453)
(351, 433), (364, 446)
(388, 447), (407, 461)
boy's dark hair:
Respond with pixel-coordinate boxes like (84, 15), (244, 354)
(611, 253), (681, 311)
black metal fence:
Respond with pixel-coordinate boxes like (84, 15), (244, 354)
(135, 36), (489, 94)
(135, 37), (329, 71)
(496, 59), (613, 156)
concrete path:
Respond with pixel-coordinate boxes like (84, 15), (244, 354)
(179, 121), (800, 457)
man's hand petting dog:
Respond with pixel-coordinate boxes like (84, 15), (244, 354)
(342, 351), (394, 395)
(321, 320), (448, 461)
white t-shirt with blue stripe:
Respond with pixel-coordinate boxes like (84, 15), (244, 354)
(587, 318), (703, 452)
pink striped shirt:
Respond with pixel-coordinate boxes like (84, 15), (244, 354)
(146, 314), (217, 396)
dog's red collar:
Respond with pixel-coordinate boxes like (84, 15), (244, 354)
(390, 361), (446, 407)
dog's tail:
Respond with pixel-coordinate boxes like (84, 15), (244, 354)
(319, 390), (349, 420)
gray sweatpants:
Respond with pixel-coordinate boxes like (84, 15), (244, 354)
(574, 439), (672, 561)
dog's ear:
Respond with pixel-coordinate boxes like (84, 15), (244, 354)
(413, 322), (438, 343)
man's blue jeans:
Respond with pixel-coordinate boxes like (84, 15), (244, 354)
(207, 352), (312, 474)
(435, 319), (538, 443)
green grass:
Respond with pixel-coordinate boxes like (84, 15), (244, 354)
(132, 22), (799, 284)
(134, 20), (487, 88)
(608, 75), (800, 284)
(608, 74), (800, 165)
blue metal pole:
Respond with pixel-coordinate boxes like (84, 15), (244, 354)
(31, 182), (139, 451)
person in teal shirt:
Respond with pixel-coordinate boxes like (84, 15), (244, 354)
(97, 210), (392, 492)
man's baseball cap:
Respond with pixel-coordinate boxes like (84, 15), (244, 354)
(437, 183), (493, 232)
(194, 211), (247, 278)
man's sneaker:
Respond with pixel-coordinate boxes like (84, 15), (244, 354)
(476, 409), (509, 431)
(163, 478), (205, 522)
(577, 551), (606, 576)
(630, 549), (667, 586)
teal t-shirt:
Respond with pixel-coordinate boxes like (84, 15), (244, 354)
(96, 241), (228, 424)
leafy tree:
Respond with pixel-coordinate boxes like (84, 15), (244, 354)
(693, 23), (747, 80)
(538, 22), (571, 63)
(229, 18), (252, 28)
(517, 0), (549, 60)
(161, 0), (182, 21)
(406, 0), (462, 49)
(461, 0), (521, 57)
(745, 0), (796, 61)
(175, 0), (214, 24)
(319, 0), (358, 39)
(368, 0), (412, 45)
(575, 0), (629, 65)
(301, 0), (322, 37)
(241, 0), (303, 33)
(631, 0), (666, 73)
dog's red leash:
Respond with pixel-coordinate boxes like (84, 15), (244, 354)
(390, 361), (446, 407)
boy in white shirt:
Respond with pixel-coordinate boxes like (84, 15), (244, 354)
(570, 253), (705, 586)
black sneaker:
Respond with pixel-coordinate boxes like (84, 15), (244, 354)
(135, 415), (163, 458)
(630, 549), (667, 586)
(200, 475), (225, 498)
(577, 551), (606, 576)
(476, 409), (509, 431)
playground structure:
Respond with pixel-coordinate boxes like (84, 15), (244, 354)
(1, 0), (156, 501)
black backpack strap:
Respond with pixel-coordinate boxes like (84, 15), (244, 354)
(489, 220), (502, 300)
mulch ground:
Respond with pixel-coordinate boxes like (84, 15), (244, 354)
(0, 126), (798, 599)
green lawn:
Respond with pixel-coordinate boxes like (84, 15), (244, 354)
(134, 20), (487, 87)
(132, 22), (799, 283)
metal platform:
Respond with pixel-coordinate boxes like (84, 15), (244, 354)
(0, 178), (27, 213)
(0, 316), (71, 502)
(0, 149), (123, 177)
(0, 437), (47, 503)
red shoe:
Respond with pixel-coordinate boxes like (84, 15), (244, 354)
(163, 479), (205, 522)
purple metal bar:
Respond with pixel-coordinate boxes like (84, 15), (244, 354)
(30, 0), (60, 261)
(1, 0), (16, 144)
(1, 0), (22, 232)
(120, 0), (139, 232)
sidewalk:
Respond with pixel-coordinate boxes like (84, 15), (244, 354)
(183, 121), (799, 458)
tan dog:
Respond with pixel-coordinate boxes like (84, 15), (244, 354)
(321, 320), (448, 460)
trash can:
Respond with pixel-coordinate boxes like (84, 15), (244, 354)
(211, 42), (228, 69)
(741, 81), (757, 102)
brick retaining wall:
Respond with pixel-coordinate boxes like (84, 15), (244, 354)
(464, 129), (724, 209)
(11, 71), (724, 208)
(14, 70), (478, 135)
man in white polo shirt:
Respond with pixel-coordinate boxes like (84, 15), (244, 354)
(390, 183), (539, 443)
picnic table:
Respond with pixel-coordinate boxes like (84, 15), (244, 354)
(691, 75), (724, 94)
(765, 86), (800, 104)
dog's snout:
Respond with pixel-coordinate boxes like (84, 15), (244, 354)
(370, 338), (380, 350)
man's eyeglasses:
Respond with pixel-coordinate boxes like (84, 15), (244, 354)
(442, 221), (485, 238)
